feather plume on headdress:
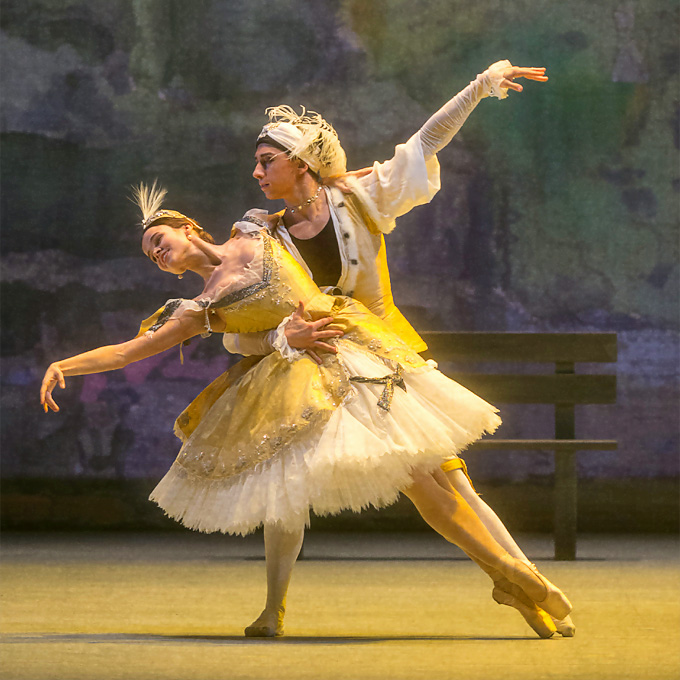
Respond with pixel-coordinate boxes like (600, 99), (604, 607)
(132, 180), (197, 230)
(259, 105), (347, 178)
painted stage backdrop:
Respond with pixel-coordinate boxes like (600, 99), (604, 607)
(1, 2), (678, 514)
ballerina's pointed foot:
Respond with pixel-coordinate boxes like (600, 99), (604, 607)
(502, 558), (572, 622)
(525, 563), (572, 622)
(244, 610), (284, 638)
(492, 579), (556, 639)
(553, 613), (576, 637)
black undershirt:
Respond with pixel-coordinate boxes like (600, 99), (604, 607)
(288, 216), (433, 361)
(289, 217), (342, 289)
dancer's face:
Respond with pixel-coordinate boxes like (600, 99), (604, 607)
(253, 144), (303, 200)
(141, 224), (194, 275)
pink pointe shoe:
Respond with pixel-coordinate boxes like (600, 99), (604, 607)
(492, 579), (556, 639)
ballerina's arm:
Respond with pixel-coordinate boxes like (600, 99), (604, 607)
(40, 309), (207, 413)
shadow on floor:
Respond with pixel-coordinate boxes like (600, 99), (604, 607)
(1, 632), (545, 645)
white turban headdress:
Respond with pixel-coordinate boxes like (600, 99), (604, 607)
(257, 105), (347, 179)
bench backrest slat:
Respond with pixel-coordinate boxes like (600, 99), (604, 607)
(421, 332), (617, 363)
(446, 373), (617, 405)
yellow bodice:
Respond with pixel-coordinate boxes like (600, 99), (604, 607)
(139, 232), (427, 374)
(208, 234), (427, 372)
(209, 235), (335, 334)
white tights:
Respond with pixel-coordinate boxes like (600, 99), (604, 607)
(246, 523), (304, 635)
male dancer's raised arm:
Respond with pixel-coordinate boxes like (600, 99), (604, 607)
(224, 61), (547, 359)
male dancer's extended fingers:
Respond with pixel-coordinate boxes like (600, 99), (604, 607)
(306, 349), (323, 365)
(314, 329), (344, 339)
(293, 301), (306, 319)
(516, 67), (546, 74)
(314, 341), (337, 354)
(515, 68), (548, 81)
(311, 316), (335, 330)
(315, 323), (344, 333)
(502, 79), (523, 92)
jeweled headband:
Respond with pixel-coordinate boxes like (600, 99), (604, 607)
(132, 181), (200, 230)
(256, 105), (347, 179)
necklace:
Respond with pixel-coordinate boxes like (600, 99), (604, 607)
(289, 185), (322, 214)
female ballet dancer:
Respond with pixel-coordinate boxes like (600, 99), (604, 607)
(40, 185), (572, 638)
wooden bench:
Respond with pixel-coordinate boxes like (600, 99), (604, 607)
(420, 331), (618, 560)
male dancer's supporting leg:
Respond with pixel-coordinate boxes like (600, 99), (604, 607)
(400, 468), (572, 622)
(445, 466), (575, 636)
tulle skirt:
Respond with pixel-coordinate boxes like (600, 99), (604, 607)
(149, 341), (501, 535)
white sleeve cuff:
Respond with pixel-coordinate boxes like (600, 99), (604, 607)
(271, 314), (306, 362)
(222, 333), (241, 354)
(222, 330), (277, 356)
(481, 59), (512, 100)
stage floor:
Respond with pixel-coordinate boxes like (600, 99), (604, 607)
(1, 532), (678, 680)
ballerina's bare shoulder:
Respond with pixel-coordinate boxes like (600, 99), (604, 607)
(201, 231), (265, 305)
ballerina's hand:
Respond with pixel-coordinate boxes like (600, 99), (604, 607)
(285, 301), (344, 365)
(40, 363), (65, 413)
(500, 66), (548, 93)
(324, 167), (373, 194)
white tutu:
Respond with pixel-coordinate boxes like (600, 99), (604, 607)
(149, 342), (501, 535)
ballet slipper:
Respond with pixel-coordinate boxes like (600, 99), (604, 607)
(244, 610), (284, 638)
(500, 557), (572, 621)
(492, 578), (556, 639)
(552, 613), (576, 637)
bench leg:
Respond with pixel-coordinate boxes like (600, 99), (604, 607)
(554, 450), (577, 560)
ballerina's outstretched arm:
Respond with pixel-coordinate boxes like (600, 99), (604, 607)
(40, 309), (209, 413)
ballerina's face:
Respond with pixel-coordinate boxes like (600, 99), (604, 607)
(141, 224), (194, 275)
(253, 143), (303, 200)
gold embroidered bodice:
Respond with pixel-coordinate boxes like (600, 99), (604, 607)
(210, 233), (333, 334)
(140, 231), (426, 372)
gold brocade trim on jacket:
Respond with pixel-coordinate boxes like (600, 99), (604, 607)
(272, 188), (427, 353)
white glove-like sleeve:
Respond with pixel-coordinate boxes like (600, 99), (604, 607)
(222, 315), (306, 361)
(222, 330), (277, 356)
(418, 60), (512, 158)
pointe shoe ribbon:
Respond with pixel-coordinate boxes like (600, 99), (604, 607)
(493, 579), (556, 639)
